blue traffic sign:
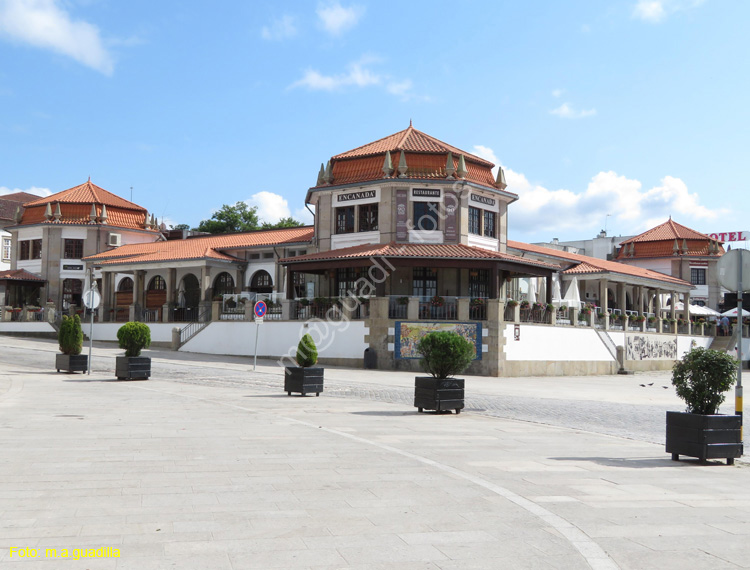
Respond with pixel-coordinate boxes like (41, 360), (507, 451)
(254, 301), (267, 318)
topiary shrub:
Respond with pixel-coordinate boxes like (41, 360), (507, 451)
(58, 315), (83, 355)
(417, 331), (474, 379)
(296, 333), (318, 367)
(117, 322), (152, 357)
(672, 347), (737, 415)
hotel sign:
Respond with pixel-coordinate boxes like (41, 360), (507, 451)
(63, 264), (83, 271)
(471, 194), (496, 207)
(412, 188), (441, 198)
(337, 190), (376, 202)
(708, 231), (748, 242)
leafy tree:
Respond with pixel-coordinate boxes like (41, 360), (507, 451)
(197, 202), (260, 234)
(261, 217), (305, 230)
(170, 223), (191, 231)
(672, 347), (737, 414)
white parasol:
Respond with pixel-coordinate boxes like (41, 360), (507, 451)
(561, 276), (582, 309)
(720, 306), (750, 317)
(551, 273), (563, 307)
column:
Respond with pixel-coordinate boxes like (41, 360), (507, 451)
(655, 289), (663, 333)
(599, 279), (608, 315)
(101, 271), (113, 322)
(617, 282), (626, 314)
(163, 268), (176, 323)
(638, 285), (644, 315)
(235, 267), (243, 294)
(670, 291), (677, 322)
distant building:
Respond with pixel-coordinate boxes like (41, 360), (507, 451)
(613, 219), (724, 309)
(533, 230), (635, 261)
(0, 192), (38, 273)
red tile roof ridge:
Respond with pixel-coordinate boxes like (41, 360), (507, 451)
(24, 180), (147, 211)
(332, 126), (494, 166)
(620, 219), (715, 244)
(1, 191), (40, 203)
(508, 240), (692, 287)
(0, 268), (45, 281)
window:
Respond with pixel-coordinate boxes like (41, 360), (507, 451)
(31, 239), (42, 259)
(118, 277), (133, 292)
(691, 268), (706, 285)
(62, 278), (83, 308)
(17, 239), (41, 260)
(336, 268), (359, 297)
(358, 203), (378, 232)
(213, 272), (235, 296)
(64, 239), (83, 259)
(262, 252), (274, 259)
(293, 271), (306, 298)
(148, 276), (166, 290)
(483, 211), (496, 238)
(469, 269), (490, 298)
(336, 206), (355, 234)
(468, 207), (481, 235)
(248, 253), (260, 260)
(250, 270), (273, 293)
(3, 238), (12, 261)
(412, 267), (437, 297)
(413, 202), (439, 231)
(19, 241), (29, 260)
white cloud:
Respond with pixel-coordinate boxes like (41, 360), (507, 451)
(261, 14), (297, 41)
(550, 102), (597, 119)
(316, 1), (364, 36)
(0, 0), (114, 75)
(245, 191), (291, 224)
(0, 185), (51, 197)
(633, 0), (707, 23)
(471, 145), (726, 239)
(551, 88), (564, 98)
(290, 55), (419, 100)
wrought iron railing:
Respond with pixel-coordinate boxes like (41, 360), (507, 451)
(179, 307), (212, 346)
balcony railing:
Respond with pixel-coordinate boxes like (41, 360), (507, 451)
(417, 296), (457, 320)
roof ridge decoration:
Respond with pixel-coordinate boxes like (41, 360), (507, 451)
(397, 151), (408, 178)
(445, 152), (455, 179)
(382, 150), (393, 177)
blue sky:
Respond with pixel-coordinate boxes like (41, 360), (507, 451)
(1, 0), (748, 244)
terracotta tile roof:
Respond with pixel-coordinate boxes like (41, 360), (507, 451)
(1, 192), (39, 203)
(508, 240), (692, 288)
(21, 203), (148, 229)
(85, 227), (314, 266)
(0, 192), (38, 222)
(314, 126), (505, 193)
(332, 126), (494, 166)
(280, 242), (559, 270)
(620, 219), (714, 244)
(615, 220), (724, 260)
(0, 269), (45, 282)
(24, 180), (146, 211)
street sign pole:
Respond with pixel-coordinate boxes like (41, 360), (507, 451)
(252, 301), (267, 372)
(737, 256), (743, 440)
(253, 321), (259, 371)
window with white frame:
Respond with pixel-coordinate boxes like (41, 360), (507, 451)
(2, 238), (10, 261)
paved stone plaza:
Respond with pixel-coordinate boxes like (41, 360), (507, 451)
(0, 337), (748, 569)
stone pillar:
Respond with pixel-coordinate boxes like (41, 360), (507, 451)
(171, 327), (181, 350)
(655, 288), (662, 321)
(368, 297), (388, 320)
(407, 297), (419, 320)
(683, 291), (691, 322)
(101, 271), (112, 322)
(604, 313), (610, 330)
(235, 267), (244, 294)
(572, 308), (579, 327)
(513, 303), (520, 323)
(457, 297), (470, 321)
(281, 300), (292, 321)
(637, 285), (644, 315)
(617, 282), (626, 313)
(599, 279), (608, 315)
(244, 302), (254, 321)
(486, 298), (504, 376)
(549, 308), (556, 327)
(211, 300), (221, 321)
(588, 311), (595, 328)
(670, 291), (677, 322)
(46, 301), (56, 324)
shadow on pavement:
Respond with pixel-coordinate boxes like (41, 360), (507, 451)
(549, 456), (733, 468)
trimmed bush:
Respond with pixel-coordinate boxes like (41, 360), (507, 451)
(58, 314), (83, 356)
(296, 333), (318, 367)
(672, 347), (737, 415)
(117, 322), (151, 357)
(417, 331), (474, 379)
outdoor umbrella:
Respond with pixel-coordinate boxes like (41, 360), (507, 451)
(177, 283), (186, 308)
(720, 307), (750, 317)
(527, 277), (537, 304)
(561, 276), (582, 309)
(538, 277), (547, 305)
(672, 302), (721, 317)
(551, 273), (563, 307)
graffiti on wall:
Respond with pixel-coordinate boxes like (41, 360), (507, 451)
(626, 335), (677, 360)
(395, 321), (481, 360)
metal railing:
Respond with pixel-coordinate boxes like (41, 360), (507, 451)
(179, 307), (212, 346)
(417, 296), (457, 320)
(388, 297), (408, 319)
(469, 299), (487, 321)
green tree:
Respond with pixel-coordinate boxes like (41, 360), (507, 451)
(196, 202), (260, 234)
(170, 223), (191, 231)
(261, 217), (305, 230)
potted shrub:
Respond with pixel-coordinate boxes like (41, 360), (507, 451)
(115, 322), (152, 380)
(56, 314), (87, 373)
(666, 347), (742, 465)
(414, 331), (474, 414)
(284, 333), (323, 396)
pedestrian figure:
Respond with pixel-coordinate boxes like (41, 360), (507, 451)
(720, 315), (730, 336)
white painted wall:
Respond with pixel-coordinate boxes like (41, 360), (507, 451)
(503, 324), (614, 361)
(181, 320), (369, 361)
(90, 322), (177, 343)
(0, 322), (55, 333)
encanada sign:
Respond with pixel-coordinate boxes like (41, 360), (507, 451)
(337, 190), (376, 202)
(470, 194), (496, 207)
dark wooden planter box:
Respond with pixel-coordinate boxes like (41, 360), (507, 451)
(414, 376), (464, 414)
(666, 411), (743, 465)
(56, 354), (88, 373)
(284, 367), (324, 396)
(116, 356), (151, 380)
